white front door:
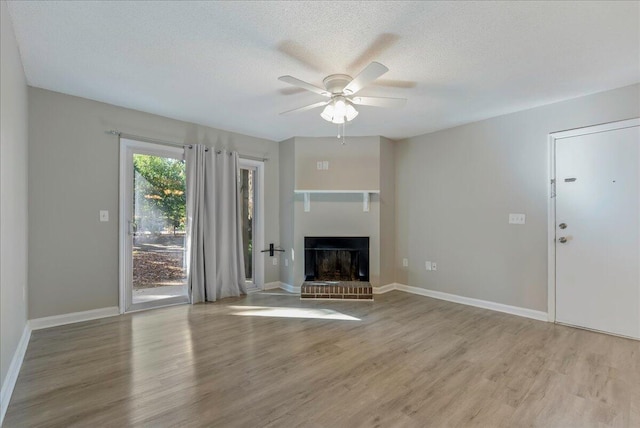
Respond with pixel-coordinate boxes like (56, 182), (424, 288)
(553, 119), (639, 339)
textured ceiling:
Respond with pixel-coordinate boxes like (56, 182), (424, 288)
(6, 1), (640, 141)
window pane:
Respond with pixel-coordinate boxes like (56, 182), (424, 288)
(241, 168), (254, 280)
(132, 154), (187, 303)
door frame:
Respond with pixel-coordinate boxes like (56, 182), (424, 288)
(547, 117), (640, 323)
(118, 138), (188, 313)
(239, 158), (265, 290)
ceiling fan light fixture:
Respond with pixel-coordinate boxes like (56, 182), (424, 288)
(345, 102), (359, 121)
(332, 114), (346, 125)
(320, 97), (358, 124)
(320, 103), (335, 122)
(333, 97), (347, 117)
(321, 100), (345, 124)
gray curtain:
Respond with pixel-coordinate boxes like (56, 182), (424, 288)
(185, 145), (247, 303)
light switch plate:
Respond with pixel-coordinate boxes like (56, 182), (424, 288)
(509, 213), (526, 224)
(425, 261), (432, 271)
(284, 259), (288, 267)
(402, 258), (409, 267)
(272, 258), (278, 266)
(316, 161), (323, 170)
(99, 210), (109, 222)
(322, 161), (329, 170)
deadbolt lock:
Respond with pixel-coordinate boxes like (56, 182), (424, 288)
(558, 237), (568, 243)
(559, 223), (567, 229)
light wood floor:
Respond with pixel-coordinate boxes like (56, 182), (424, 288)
(5, 291), (639, 427)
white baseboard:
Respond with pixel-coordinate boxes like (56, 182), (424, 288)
(279, 282), (301, 294)
(263, 281), (282, 290)
(373, 283), (398, 294)
(397, 284), (548, 321)
(29, 306), (120, 330)
(1, 324), (31, 425)
(373, 283), (548, 322)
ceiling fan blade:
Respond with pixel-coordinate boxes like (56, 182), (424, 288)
(347, 33), (401, 73)
(350, 96), (406, 108)
(277, 40), (329, 73)
(278, 76), (330, 97)
(343, 62), (389, 95)
(280, 100), (329, 115)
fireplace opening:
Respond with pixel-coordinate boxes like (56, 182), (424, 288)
(304, 237), (369, 282)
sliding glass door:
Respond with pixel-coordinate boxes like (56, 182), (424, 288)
(120, 139), (189, 312)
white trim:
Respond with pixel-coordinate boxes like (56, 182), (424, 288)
(119, 138), (187, 313)
(372, 283), (547, 322)
(550, 118), (639, 140)
(119, 139), (128, 313)
(547, 118), (639, 323)
(240, 158), (265, 290)
(29, 307), (120, 330)
(279, 282), (301, 294)
(0, 325), (31, 426)
(122, 296), (189, 313)
(373, 283), (398, 294)
(294, 189), (380, 194)
(547, 132), (557, 322)
(398, 285), (548, 321)
(303, 192), (310, 212)
(263, 281), (281, 290)
(246, 286), (262, 294)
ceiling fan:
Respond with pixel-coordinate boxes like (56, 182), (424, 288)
(278, 62), (406, 124)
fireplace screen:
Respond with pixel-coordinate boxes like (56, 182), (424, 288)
(304, 237), (369, 282)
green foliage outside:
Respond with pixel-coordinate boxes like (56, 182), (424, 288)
(133, 154), (186, 233)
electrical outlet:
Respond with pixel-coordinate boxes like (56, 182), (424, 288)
(431, 262), (437, 271)
(402, 258), (408, 267)
(425, 261), (432, 271)
(272, 258), (278, 266)
(509, 213), (526, 224)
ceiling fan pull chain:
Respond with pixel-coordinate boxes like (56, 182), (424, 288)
(341, 122), (346, 146)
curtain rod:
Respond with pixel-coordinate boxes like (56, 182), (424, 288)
(106, 130), (269, 162)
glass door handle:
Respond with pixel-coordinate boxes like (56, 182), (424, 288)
(128, 221), (136, 235)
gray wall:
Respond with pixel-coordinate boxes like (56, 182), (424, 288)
(1, 0), (29, 391)
(294, 136), (380, 191)
(395, 84), (640, 311)
(28, 88), (279, 319)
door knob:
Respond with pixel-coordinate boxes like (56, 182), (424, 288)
(559, 223), (567, 229)
(558, 236), (568, 243)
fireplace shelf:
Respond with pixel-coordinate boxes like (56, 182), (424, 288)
(294, 189), (380, 212)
